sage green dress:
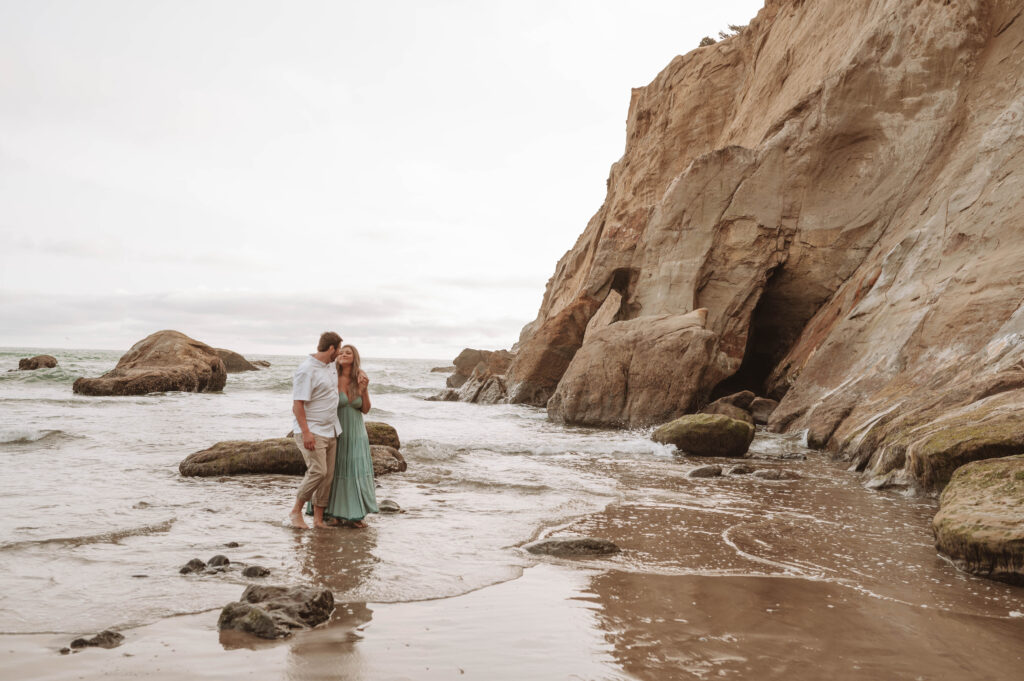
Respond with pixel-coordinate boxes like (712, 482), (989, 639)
(306, 391), (379, 522)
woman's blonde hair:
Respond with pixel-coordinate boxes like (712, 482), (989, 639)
(337, 344), (362, 383)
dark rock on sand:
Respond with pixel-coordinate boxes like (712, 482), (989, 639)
(73, 330), (226, 396)
(242, 565), (270, 578)
(218, 585), (334, 639)
(750, 397), (779, 425)
(208, 554), (230, 567)
(17, 355), (58, 371)
(752, 469), (802, 481)
(365, 421), (400, 450)
(378, 499), (403, 513)
(933, 454), (1024, 585)
(524, 537), (621, 558)
(70, 630), (124, 649)
(652, 414), (755, 458)
(180, 558), (206, 574)
(214, 348), (258, 372)
(179, 438), (307, 477)
(371, 445), (407, 476)
(728, 464), (756, 475)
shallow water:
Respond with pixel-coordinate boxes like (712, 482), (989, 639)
(1, 347), (1022, 679)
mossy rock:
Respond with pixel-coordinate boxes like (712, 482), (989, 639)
(932, 454), (1024, 585)
(907, 410), (1024, 490)
(365, 421), (400, 449)
(651, 413), (755, 457)
(179, 438), (305, 477)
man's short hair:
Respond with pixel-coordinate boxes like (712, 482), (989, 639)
(318, 331), (342, 352)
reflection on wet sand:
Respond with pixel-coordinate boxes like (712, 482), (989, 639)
(589, 570), (1024, 681)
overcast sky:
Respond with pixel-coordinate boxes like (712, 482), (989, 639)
(0, 0), (763, 359)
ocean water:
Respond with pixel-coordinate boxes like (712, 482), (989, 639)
(2, 347), (1023, 680)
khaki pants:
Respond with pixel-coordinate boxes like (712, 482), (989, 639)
(293, 433), (336, 508)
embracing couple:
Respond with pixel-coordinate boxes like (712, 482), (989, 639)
(288, 331), (378, 530)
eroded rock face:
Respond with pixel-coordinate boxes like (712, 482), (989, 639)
(548, 310), (730, 427)
(218, 585), (334, 639)
(434, 348), (515, 403)
(73, 330), (226, 396)
(652, 414), (754, 458)
(17, 355), (57, 370)
(487, 0), (1024, 491)
(933, 454), (1024, 584)
(215, 348), (258, 372)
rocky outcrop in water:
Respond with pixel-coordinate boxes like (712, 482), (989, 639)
(932, 454), (1024, 585)
(218, 585), (334, 639)
(215, 348), (258, 372)
(652, 414), (754, 458)
(73, 330), (226, 396)
(468, 0), (1024, 495)
(431, 348), (514, 403)
(15, 355), (57, 371)
(179, 423), (406, 477)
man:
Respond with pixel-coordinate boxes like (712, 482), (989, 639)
(289, 331), (343, 529)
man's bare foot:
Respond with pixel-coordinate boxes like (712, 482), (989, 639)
(288, 512), (309, 529)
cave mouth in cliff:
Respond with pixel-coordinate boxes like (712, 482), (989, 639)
(710, 270), (808, 401)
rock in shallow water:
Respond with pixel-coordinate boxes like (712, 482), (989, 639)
(242, 565), (270, 578)
(933, 454), (1024, 585)
(73, 330), (226, 396)
(17, 355), (58, 371)
(752, 469), (801, 481)
(218, 585), (334, 639)
(371, 445), (407, 476)
(180, 558), (206, 574)
(365, 421), (400, 450)
(652, 413), (755, 457)
(524, 537), (621, 558)
(378, 499), (403, 513)
(214, 348), (258, 372)
(688, 464), (723, 478)
(208, 554), (230, 567)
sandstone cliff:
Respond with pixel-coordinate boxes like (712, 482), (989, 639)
(503, 0), (1024, 493)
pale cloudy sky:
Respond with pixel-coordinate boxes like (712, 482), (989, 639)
(0, 0), (763, 359)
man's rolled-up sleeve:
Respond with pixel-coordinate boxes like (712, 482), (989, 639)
(292, 368), (313, 402)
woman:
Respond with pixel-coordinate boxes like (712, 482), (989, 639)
(306, 344), (378, 527)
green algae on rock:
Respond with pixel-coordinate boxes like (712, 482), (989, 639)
(932, 454), (1024, 585)
(365, 421), (400, 450)
(651, 413), (754, 457)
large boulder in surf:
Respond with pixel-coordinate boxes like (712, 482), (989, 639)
(548, 309), (731, 427)
(365, 421), (400, 450)
(73, 330), (226, 396)
(179, 438), (306, 477)
(932, 454), (1024, 585)
(371, 445), (407, 476)
(16, 355), (58, 371)
(438, 348), (515, 403)
(652, 413), (755, 457)
(215, 348), (258, 373)
(218, 585), (334, 639)
(179, 423), (406, 477)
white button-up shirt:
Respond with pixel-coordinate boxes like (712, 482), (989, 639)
(291, 355), (342, 437)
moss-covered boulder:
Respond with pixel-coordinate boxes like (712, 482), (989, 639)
(932, 454), (1024, 585)
(179, 438), (306, 477)
(652, 413), (755, 457)
(365, 421), (400, 450)
(907, 411), (1024, 490)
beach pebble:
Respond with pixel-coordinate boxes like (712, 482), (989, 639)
(179, 558), (206, 574)
(524, 537), (621, 558)
(59, 647), (71, 655)
(752, 469), (802, 480)
(70, 630), (124, 650)
(225, 541), (241, 548)
(378, 499), (403, 513)
(208, 554), (230, 567)
(242, 565), (270, 578)
(688, 465), (723, 478)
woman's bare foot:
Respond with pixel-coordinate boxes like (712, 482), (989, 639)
(351, 520), (367, 529)
(325, 518), (341, 527)
(288, 512), (309, 529)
